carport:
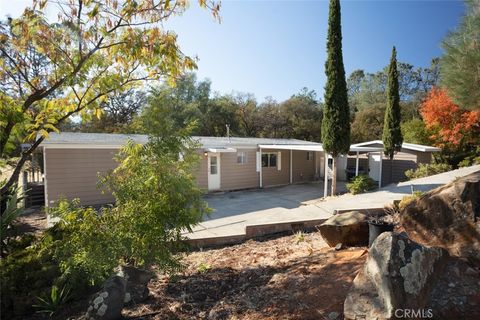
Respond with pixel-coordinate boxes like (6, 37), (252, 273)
(258, 144), (385, 197)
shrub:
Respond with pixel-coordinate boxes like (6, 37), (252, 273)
(346, 175), (377, 195)
(398, 191), (425, 211)
(404, 163), (451, 180)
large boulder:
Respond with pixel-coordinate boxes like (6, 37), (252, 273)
(400, 171), (480, 266)
(85, 275), (126, 320)
(317, 211), (369, 247)
(120, 265), (154, 304)
(344, 232), (448, 320)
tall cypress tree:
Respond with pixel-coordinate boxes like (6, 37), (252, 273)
(322, 0), (350, 196)
(383, 46), (403, 183)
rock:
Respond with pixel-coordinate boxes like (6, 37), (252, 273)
(400, 171), (480, 266)
(335, 243), (343, 251)
(344, 232), (448, 320)
(317, 211), (369, 247)
(328, 311), (340, 319)
(85, 275), (126, 320)
(427, 256), (480, 319)
(119, 266), (154, 304)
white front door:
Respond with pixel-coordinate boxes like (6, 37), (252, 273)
(369, 153), (382, 182)
(208, 153), (221, 191)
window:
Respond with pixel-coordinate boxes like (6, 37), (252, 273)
(307, 151), (313, 161)
(262, 153), (277, 167)
(237, 151), (247, 164)
(210, 156), (218, 174)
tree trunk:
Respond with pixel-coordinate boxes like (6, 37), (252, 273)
(1, 137), (44, 215)
(390, 157), (394, 185)
(331, 156), (337, 196)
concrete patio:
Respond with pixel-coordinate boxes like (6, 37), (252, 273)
(185, 165), (480, 247)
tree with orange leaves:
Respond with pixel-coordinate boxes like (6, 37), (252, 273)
(420, 87), (480, 166)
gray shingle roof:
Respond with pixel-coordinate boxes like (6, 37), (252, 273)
(40, 132), (322, 148)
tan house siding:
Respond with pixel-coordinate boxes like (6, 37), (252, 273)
(381, 151), (417, 185)
(292, 150), (316, 183)
(262, 149), (290, 187)
(221, 149), (259, 190)
(416, 152), (432, 164)
(192, 151), (208, 190)
(44, 148), (117, 206)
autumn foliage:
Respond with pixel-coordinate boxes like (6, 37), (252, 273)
(420, 87), (479, 146)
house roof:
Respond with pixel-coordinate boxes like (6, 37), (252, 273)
(39, 132), (322, 149)
(350, 140), (441, 152)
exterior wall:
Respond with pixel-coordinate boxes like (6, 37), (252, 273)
(262, 149), (290, 187)
(192, 151), (208, 190)
(292, 150), (316, 183)
(416, 152), (432, 164)
(44, 148), (117, 207)
(381, 150), (417, 185)
(220, 149), (259, 190)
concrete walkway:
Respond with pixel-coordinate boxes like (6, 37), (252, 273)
(186, 165), (480, 246)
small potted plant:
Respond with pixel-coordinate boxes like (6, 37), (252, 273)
(367, 208), (396, 247)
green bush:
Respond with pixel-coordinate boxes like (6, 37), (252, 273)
(405, 163), (451, 180)
(346, 175), (377, 195)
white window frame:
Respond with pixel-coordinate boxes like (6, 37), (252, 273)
(261, 152), (281, 170)
(237, 151), (247, 164)
(307, 151), (313, 161)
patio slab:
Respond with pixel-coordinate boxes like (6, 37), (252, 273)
(185, 165), (480, 247)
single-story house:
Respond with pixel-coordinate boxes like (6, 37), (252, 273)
(26, 133), (440, 207)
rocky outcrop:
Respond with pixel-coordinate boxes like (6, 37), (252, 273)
(344, 232), (448, 320)
(85, 275), (126, 320)
(85, 266), (154, 319)
(317, 211), (369, 247)
(427, 257), (480, 319)
(120, 265), (154, 304)
(400, 171), (480, 266)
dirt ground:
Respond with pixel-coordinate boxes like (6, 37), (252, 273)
(122, 232), (367, 320)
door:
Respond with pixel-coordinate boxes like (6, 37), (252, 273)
(369, 153), (381, 182)
(208, 153), (221, 191)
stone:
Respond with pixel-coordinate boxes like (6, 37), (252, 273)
(335, 243), (343, 251)
(344, 232), (448, 320)
(119, 265), (154, 304)
(85, 275), (126, 320)
(328, 311), (340, 319)
(400, 171), (480, 266)
(427, 256), (480, 319)
(317, 211), (369, 247)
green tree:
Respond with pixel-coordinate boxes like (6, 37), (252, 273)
(441, 0), (480, 110)
(383, 47), (403, 157)
(401, 118), (432, 145)
(383, 46), (403, 184)
(0, 0), (220, 202)
(78, 89), (146, 133)
(321, 0), (350, 195)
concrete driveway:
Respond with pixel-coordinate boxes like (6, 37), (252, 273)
(204, 182), (346, 221)
(186, 165), (480, 246)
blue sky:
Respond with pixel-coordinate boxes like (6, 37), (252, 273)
(167, 0), (465, 101)
(1, 0), (466, 102)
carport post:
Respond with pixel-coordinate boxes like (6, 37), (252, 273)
(289, 149), (293, 184)
(259, 148), (263, 188)
(378, 152), (382, 188)
(324, 153), (328, 198)
(355, 151), (359, 176)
